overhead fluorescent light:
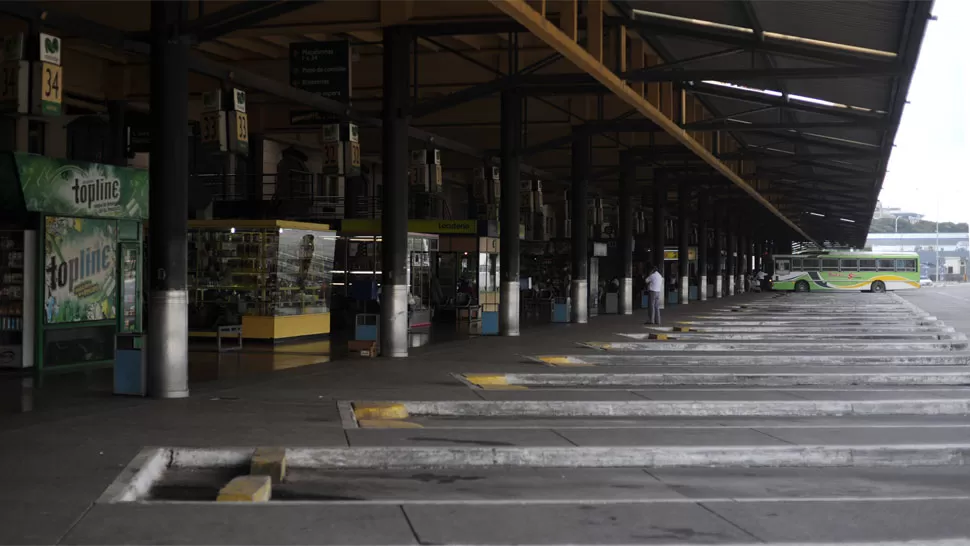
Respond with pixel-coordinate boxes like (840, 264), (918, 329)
(809, 212), (825, 217)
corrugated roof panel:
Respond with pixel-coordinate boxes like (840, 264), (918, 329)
(749, 0), (905, 53)
(784, 76), (894, 112)
(626, 0), (749, 27)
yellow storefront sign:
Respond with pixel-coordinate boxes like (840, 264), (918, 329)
(341, 219), (477, 235)
(664, 248), (698, 261)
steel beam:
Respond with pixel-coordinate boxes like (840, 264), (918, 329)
(683, 120), (885, 132)
(720, 149), (881, 161)
(188, 1), (318, 42)
(629, 66), (903, 82)
(488, 0), (815, 243)
(687, 82), (886, 121)
(612, 15), (897, 65)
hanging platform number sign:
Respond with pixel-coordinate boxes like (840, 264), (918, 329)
(33, 33), (62, 116)
(0, 35), (27, 114)
(228, 88), (249, 156)
(321, 123), (341, 174)
(200, 90), (227, 152)
(345, 122), (361, 176)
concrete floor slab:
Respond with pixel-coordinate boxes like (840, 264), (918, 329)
(704, 499), (970, 543)
(402, 415), (970, 430)
(273, 467), (687, 502)
(476, 390), (649, 401)
(61, 504), (418, 545)
(555, 427), (788, 447)
(402, 502), (756, 544)
(650, 467), (970, 500)
(754, 426), (970, 446)
(347, 428), (575, 447)
(634, 390), (809, 401)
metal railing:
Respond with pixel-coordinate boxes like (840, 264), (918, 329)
(192, 172), (454, 222)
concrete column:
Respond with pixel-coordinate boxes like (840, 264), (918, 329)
(677, 184), (690, 305)
(697, 190), (709, 302)
(499, 90), (521, 336)
(651, 173), (667, 310)
(754, 236), (765, 271)
(713, 205), (723, 298)
(570, 131), (590, 323)
(726, 220), (736, 297)
(737, 232), (747, 295)
(618, 151), (634, 315)
(380, 26), (410, 357)
(147, 0), (189, 399)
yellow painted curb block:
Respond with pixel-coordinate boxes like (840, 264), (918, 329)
(354, 403), (409, 421)
(465, 374), (510, 386)
(251, 447), (286, 484)
(358, 419), (424, 429)
(584, 341), (612, 349)
(537, 356), (572, 365)
(675, 327), (693, 332)
(480, 385), (529, 391)
(217, 475), (271, 502)
(649, 333), (669, 340)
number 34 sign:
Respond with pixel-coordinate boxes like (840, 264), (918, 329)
(33, 62), (61, 116)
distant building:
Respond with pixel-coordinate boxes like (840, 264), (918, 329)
(865, 232), (968, 278)
(872, 201), (924, 222)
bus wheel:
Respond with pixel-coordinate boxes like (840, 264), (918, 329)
(871, 281), (886, 293)
(794, 280), (810, 292)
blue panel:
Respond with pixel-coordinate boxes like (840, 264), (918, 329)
(356, 324), (378, 341)
(551, 302), (570, 323)
(689, 286), (698, 300)
(114, 349), (144, 396)
(481, 311), (499, 335)
(641, 293), (649, 308)
(667, 291), (679, 304)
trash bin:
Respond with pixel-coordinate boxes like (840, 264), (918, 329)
(114, 333), (146, 396)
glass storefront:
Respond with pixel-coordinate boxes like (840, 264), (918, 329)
(187, 220), (337, 340)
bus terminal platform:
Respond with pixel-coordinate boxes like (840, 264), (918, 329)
(6, 288), (970, 545)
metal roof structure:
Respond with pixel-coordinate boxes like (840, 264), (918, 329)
(0, 0), (935, 247)
(613, 0), (934, 246)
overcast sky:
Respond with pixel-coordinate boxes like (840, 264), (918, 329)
(878, 0), (969, 223)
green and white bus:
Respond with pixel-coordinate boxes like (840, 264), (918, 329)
(770, 251), (920, 293)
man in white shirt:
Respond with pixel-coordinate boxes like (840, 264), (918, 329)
(645, 266), (664, 325)
(753, 269), (767, 292)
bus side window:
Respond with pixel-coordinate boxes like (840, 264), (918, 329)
(897, 259), (916, 272)
(802, 259), (820, 271)
(776, 260), (790, 273)
(860, 259), (876, 270)
(792, 258), (803, 270)
(821, 259), (839, 271)
(840, 259), (859, 271)
(877, 259), (896, 271)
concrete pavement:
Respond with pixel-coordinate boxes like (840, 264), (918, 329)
(7, 289), (970, 544)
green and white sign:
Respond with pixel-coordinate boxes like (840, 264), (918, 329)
(43, 217), (117, 324)
(39, 33), (61, 66)
(14, 154), (148, 219)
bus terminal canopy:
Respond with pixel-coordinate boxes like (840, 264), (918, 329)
(0, 0), (934, 248)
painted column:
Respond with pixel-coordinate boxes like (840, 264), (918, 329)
(570, 131), (590, 323)
(147, 0), (190, 398)
(726, 218), (736, 297)
(651, 172), (667, 308)
(677, 183), (690, 305)
(714, 205), (723, 298)
(697, 190), (709, 302)
(380, 26), (410, 357)
(499, 90), (521, 336)
(737, 231), (747, 295)
(618, 151), (634, 315)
